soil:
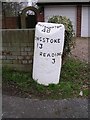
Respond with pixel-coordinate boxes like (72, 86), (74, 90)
(2, 82), (27, 98)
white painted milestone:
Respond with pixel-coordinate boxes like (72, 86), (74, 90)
(33, 22), (65, 86)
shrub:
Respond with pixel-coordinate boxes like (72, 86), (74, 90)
(48, 16), (75, 61)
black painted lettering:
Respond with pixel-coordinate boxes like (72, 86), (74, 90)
(58, 39), (60, 43)
(54, 39), (57, 43)
(47, 27), (51, 33)
(43, 53), (46, 57)
(52, 53), (55, 57)
(50, 39), (53, 43)
(39, 44), (43, 49)
(37, 43), (43, 49)
(37, 43), (39, 48)
(57, 52), (61, 56)
(51, 26), (54, 28)
(40, 52), (42, 56)
(57, 26), (60, 28)
(46, 38), (49, 43)
(52, 59), (55, 64)
(42, 26), (51, 33)
(47, 53), (51, 57)
(36, 36), (39, 41)
(40, 37), (42, 41)
(42, 38), (45, 42)
(42, 26), (46, 32)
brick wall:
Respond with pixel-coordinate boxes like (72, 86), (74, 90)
(2, 29), (35, 72)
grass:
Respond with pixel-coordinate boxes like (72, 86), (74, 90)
(2, 57), (89, 99)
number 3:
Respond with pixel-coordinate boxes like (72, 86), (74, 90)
(52, 59), (55, 64)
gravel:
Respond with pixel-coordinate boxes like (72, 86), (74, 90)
(2, 95), (88, 118)
(71, 37), (88, 62)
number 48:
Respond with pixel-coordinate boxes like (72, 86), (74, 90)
(42, 26), (51, 33)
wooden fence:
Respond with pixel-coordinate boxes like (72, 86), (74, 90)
(2, 29), (35, 72)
